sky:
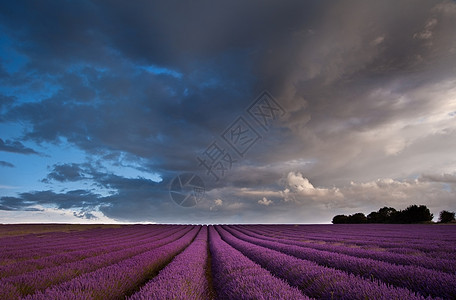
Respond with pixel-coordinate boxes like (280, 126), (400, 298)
(0, 0), (456, 224)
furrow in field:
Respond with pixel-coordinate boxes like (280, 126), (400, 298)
(251, 225), (456, 249)
(224, 225), (455, 299)
(128, 226), (212, 300)
(208, 226), (310, 300)
(23, 226), (200, 300)
(0, 226), (176, 277)
(235, 225), (456, 274)
(218, 226), (435, 300)
(0, 225), (166, 261)
(244, 225), (456, 260)
(0, 226), (193, 299)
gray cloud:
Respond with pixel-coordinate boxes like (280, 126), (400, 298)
(44, 163), (86, 182)
(420, 173), (456, 183)
(0, 190), (100, 211)
(73, 210), (97, 220)
(0, 95), (15, 113)
(0, 161), (14, 168)
(0, 138), (39, 155)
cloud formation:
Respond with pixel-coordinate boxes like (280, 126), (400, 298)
(0, 161), (14, 168)
(0, 139), (39, 155)
(43, 163), (87, 182)
(258, 197), (273, 206)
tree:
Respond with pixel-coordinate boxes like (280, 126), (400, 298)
(332, 215), (349, 224)
(367, 207), (397, 223)
(439, 210), (455, 223)
(332, 205), (436, 224)
(398, 205), (433, 223)
(348, 213), (367, 224)
(367, 211), (380, 223)
(378, 207), (397, 222)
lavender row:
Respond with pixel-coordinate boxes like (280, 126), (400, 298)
(208, 226), (309, 300)
(246, 225), (456, 251)
(0, 226), (175, 278)
(129, 226), (212, 300)
(235, 226), (456, 274)
(0, 226), (133, 252)
(0, 225), (168, 260)
(0, 225), (184, 279)
(25, 226), (200, 300)
(244, 225), (456, 260)
(226, 226), (455, 299)
(270, 224), (455, 247)
(217, 226), (431, 300)
(0, 226), (192, 299)
(246, 224), (456, 247)
(0, 225), (177, 256)
(249, 224), (456, 242)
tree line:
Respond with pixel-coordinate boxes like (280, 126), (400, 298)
(332, 205), (456, 224)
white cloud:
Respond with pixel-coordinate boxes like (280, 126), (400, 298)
(258, 197), (273, 206)
(342, 177), (454, 215)
(237, 188), (282, 198)
(285, 172), (343, 200)
(0, 207), (120, 224)
(209, 198), (223, 211)
(384, 138), (407, 156)
(276, 172), (454, 218)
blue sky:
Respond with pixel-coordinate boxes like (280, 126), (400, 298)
(1, 0), (456, 224)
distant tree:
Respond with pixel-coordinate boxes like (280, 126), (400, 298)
(348, 213), (367, 224)
(439, 210), (455, 223)
(378, 207), (397, 222)
(398, 205), (433, 223)
(333, 205), (436, 224)
(367, 207), (397, 223)
(367, 211), (380, 223)
(332, 215), (349, 224)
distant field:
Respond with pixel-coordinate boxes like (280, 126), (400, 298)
(0, 224), (455, 299)
(0, 224), (122, 238)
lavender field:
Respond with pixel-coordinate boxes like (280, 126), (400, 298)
(0, 224), (455, 300)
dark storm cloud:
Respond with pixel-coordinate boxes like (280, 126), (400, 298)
(2, 56), (257, 174)
(1, 0), (455, 222)
(0, 0), (320, 75)
(42, 162), (169, 195)
(34, 163), (173, 221)
(0, 161), (14, 168)
(44, 163), (86, 182)
(261, 0), (456, 188)
(97, 0), (320, 66)
(0, 95), (15, 111)
(0, 167), (175, 221)
(0, 138), (39, 155)
(0, 0), (104, 70)
(0, 190), (100, 211)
